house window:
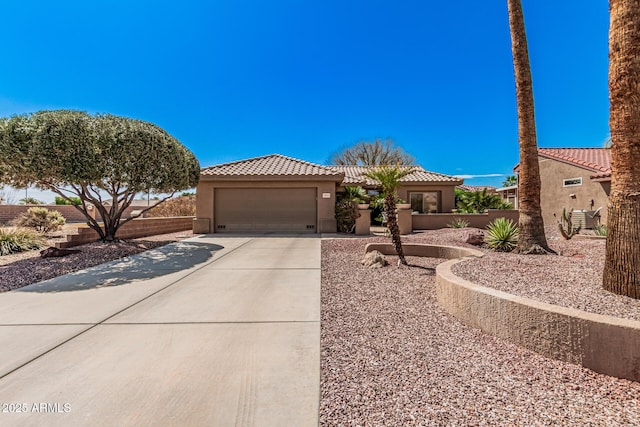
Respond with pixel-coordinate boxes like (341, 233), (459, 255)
(410, 192), (439, 213)
(563, 177), (582, 187)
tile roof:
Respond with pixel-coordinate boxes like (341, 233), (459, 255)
(331, 165), (461, 186)
(514, 148), (612, 180)
(201, 154), (343, 178)
(201, 154), (461, 185)
(456, 185), (497, 193)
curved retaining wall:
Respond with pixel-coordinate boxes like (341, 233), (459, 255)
(366, 242), (640, 382)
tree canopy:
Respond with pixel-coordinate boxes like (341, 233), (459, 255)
(0, 110), (200, 241)
(330, 139), (415, 166)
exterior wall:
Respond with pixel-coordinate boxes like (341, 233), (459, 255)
(195, 179), (339, 233)
(538, 158), (610, 226)
(397, 184), (457, 213)
(411, 209), (519, 230)
(56, 217), (194, 248)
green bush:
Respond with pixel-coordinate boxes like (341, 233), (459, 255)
(484, 217), (519, 251)
(593, 224), (607, 237)
(15, 207), (66, 234)
(0, 228), (47, 256)
(448, 217), (470, 228)
(55, 196), (82, 205)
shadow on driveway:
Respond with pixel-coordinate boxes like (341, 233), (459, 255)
(17, 241), (224, 293)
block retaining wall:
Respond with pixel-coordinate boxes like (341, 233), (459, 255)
(55, 217), (194, 248)
(411, 209), (519, 230)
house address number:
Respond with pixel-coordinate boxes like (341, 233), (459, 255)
(322, 193), (331, 199)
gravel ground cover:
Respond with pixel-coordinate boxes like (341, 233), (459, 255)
(321, 235), (640, 426)
(0, 229), (193, 292)
(445, 228), (640, 322)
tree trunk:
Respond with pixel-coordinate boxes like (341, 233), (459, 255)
(603, 0), (640, 298)
(507, 0), (553, 255)
(384, 194), (407, 265)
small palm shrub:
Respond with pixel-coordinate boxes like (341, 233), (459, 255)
(15, 208), (66, 234)
(0, 228), (47, 256)
(484, 217), (519, 251)
(448, 217), (470, 228)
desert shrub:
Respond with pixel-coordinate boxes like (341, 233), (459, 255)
(15, 207), (66, 233)
(456, 189), (512, 213)
(335, 198), (360, 233)
(484, 217), (518, 251)
(0, 228), (47, 256)
(55, 196), (82, 205)
(448, 217), (470, 228)
(593, 224), (607, 237)
(146, 196), (196, 217)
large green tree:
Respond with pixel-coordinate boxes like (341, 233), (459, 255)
(507, 0), (554, 254)
(364, 165), (413, 265)
(0, 110), (200, 241)
(603, 0), (640, 299)
(330, 139), (415, 166)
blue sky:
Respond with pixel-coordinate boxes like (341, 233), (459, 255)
(1, 1), (609, 202)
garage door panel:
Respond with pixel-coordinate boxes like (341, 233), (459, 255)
(215, 188), (317, 233)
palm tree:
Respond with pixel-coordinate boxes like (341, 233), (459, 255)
(364, 165), (413, 265)
(503, 175), (518, 187)
(603, 0), (640, 299)
(507, 0), (554, 254)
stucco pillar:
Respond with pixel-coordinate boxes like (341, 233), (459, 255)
(398, 208), (412, 235)
(355, 208), (371, 235)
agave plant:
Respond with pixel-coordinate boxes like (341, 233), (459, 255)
(484, 218), (519, 252)
(593, 224), (607, 237)
(447, 217), (470, 228)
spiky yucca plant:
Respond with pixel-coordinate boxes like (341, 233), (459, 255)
(484, 218), (519, 252)
(448, 218), (470, 228)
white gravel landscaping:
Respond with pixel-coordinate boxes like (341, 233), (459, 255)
(321, 230), (640, 426)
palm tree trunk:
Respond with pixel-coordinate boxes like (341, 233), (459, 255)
(384, 194), (407, 265)
(507, 0), (554, 255)
(603, 0), (640, 299)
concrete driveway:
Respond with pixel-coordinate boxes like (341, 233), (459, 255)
(0, 236), (320, 426)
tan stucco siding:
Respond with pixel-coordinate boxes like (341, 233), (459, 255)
(397, 184), (457, 213)
(195, 179), (338, 233)
(539, 158), (610, 226)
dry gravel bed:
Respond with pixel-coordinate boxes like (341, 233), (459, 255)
(321, 234), (640, 426)
(0, 230), (193, 292)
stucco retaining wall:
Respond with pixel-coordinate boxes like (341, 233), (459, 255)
(56, 217), (193, 248)
(436, 258), (640, 382)
(411, 209), (518, 230)
(365, 242), (640, 382)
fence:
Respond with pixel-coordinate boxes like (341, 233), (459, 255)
(0, 205), (141, 224)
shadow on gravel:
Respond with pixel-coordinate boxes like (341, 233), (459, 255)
(17, 241), (223, 293)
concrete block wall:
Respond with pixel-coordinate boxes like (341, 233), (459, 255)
(56, 217), (194, 248)
(0, 205), (140, 224)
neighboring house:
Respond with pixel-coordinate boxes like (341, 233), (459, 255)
(496, 185), (518, 209)
(103, 198), (160, 207)
(456, 185), (497, 194)
(194, 154), (462, 234)
(510, 148), (611, 227)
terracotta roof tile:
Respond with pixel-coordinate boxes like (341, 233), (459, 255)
(331, 165), (461, 186)
(456, 185), (497, 193)
(201, 154), (343, 178)
(538, 148), (611, 176)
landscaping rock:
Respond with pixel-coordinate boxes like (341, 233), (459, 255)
(39, 247), (82, 258)
(465, 230), (484, 246)
(361, 250), (388, 268)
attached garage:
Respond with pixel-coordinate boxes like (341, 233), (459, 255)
(194, 154), (344, 234)
(214, 188), (317, 233)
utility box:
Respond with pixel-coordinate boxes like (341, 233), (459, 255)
(572, 210), (599, 229)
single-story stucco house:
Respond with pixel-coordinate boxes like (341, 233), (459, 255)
(502, 148), (611, 227)
(193, 154), (462, 234)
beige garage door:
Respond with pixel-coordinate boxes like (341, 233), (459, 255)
(214, 188), (317, 233)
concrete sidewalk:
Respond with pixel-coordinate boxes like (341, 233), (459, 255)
(0, 235), (320, 426)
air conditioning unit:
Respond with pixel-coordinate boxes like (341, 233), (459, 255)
(572, 210), (598, 229)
